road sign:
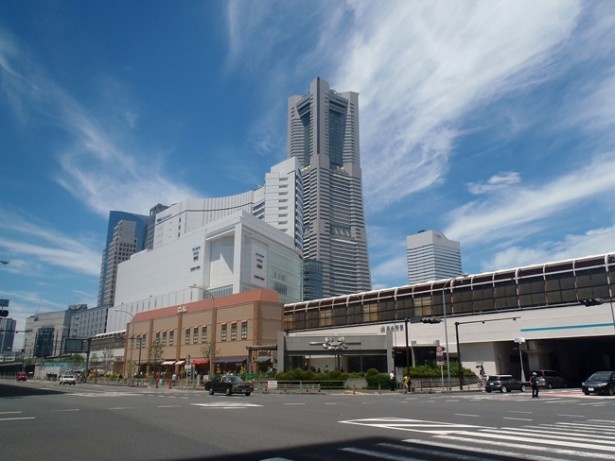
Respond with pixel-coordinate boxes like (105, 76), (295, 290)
(436, 346), (445, 363)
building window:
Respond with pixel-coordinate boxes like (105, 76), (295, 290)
(169, 330), (174, 346)
(184, 328), (190, 345)
(193, 327), (199, 344)
(162, 331), (167, 346)
(231, 322), (237, 341)
(221, 324), (227, 342)
(241, 321), (248, 340)
(201, 326), (207, 343)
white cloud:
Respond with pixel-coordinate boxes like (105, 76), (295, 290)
(328, 1), (582, 211)
(445, 152), (615, 246)
(0, 30), (199, 217)
(481, 224), (615, 272)
(0, 212), (101, 276)
(467, 172), (521, 195)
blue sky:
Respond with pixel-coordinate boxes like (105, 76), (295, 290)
(1, 1), (615, 343)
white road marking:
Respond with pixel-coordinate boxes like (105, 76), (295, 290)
(0, 416), (35, 422)
(192, 402), (262, 408)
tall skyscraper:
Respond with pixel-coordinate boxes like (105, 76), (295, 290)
(97, 211), (148, 307)
(406, 230), (463, 284)
(0, 317), (16, 355)
(288, 77), (371, 299)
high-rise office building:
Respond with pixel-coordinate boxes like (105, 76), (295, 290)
(97, 211), (148, 307)
(0, 317), (16, 355)
(406, 230), (463, 284)
(288, 77), (371, 299)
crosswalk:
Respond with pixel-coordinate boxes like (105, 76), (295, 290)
(328, 417), (615, 461)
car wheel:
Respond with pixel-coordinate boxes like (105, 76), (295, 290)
(609, 386), (614, 396)
(209, 388), (214, 395)
(225, 387), (232, 396)
(485, 389), (492, 393)
(547, 383), (553, 390)
(583, 390), (590, 395)
(500, 386), (508, 393)
(520, 385), (526, 392)
(245, 392), (251, 396)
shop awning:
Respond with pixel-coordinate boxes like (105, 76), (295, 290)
(190, 359), (209, 366)
(256, 357), (271, 362)
(175, 360), (186, 366)
(162, 360), (175, 365)
(213, 357), (246, 364)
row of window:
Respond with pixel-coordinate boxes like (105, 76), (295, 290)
(132, 321), (249, 349)
(285, 266), (615, 331)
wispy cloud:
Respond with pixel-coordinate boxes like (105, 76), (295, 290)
(0, 27), (198, 217)
(445, 152), (615, 246)
(330, 1), (582, 211)
(480, 224), (615, 272)
(0, 211), (101, 276)
(468, 172), (521, 195)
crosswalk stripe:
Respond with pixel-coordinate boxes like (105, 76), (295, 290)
(404, 438), (582, 461)
(444, 429), (615, 453)
(502, 426), (615, 443)
(341, 446), (422, 461)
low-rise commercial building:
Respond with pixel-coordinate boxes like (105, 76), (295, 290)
(121, 289), (282, 378)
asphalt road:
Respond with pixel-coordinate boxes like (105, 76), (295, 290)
(2, 380), (615, 461)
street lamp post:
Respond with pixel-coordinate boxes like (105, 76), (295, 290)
(454, 316), (520, 390)
(514, 336), (526, 382)
(404, 318), (410, 373)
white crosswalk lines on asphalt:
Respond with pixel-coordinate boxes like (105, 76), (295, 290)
(339, 417), (485, 434)
(69, 391), (140, 397)
(432, 420), (615, 460)
(336, 417), (615, 461)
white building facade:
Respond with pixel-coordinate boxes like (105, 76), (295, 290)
(107, 211), (302, 333)
(153, 158), (302, 252)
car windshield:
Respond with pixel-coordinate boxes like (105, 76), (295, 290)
(588, 371), (611, 380)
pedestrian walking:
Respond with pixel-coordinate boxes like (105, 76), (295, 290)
(530, 372), (539, 398)
(389, 371), (396, 391)
(403, 375), (410, 394)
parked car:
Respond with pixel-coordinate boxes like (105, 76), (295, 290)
(16, 372), (28, 381)
(205, 375), (253, 396)
(582, 371), (615, 396)
(531, 369), (567, 389)
(485, 374), (526, 393)
(59, 374), (77, 385)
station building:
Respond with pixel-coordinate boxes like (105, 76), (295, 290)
(280, 253), (615, 383)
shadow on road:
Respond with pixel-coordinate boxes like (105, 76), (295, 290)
(167, 436), (541, 461)
(0, 382), (64, 398)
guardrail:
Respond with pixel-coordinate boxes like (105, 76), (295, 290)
(253, 379), (347, 393)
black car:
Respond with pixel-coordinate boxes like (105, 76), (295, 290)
(582, 371), (615, 396)
(205, 375), (253, 396)
(531, 369), (567, 389)
(485, 374), (526, 393)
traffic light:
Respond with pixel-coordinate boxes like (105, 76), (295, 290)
(581, 298), (603, 306)
(421, 317), (441, 324)
(0, 309), (8, 317)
